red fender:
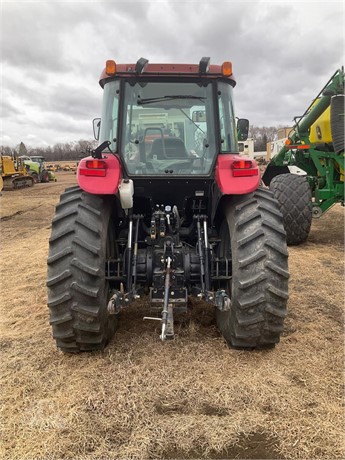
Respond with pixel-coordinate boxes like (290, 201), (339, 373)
(215, 154), (260, 194)
(77, 155), (122, 195)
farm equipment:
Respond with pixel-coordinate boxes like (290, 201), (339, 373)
(20, 155), (50, 183)
(47, 171), (57, 182)
(263, 68), (345, 244)
(47, 164), (62, 172)
(47, 58), (289, 353)
(238, 138), (255, 156)
(0, 155), (34, 190)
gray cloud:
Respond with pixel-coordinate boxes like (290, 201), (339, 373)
(2, 3), (68, 71)
(1, 99), (21, 118)
(47, 85), (101, 119)
(1, 0), (344, 146)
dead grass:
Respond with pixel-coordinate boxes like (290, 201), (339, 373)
(0, 174), (344, 459)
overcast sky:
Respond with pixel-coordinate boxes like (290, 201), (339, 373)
(1, 0), (344, 148)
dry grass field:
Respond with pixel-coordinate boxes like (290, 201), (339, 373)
(0, 171), (344, 460)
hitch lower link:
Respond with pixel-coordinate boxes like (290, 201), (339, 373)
(107, 283), (131, 315)
(194, 214), (231, 312)
(144, 256), (174, 341)
(194, 289), (231, 311)
(107, 257), (175, 341)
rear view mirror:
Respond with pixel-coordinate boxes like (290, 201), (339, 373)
(237, 118), (249, 141)
(192, 110), (207, 122)
(93, 118), (101, 140)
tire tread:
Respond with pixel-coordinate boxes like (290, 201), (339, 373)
(216, 188), (289, 348)
(270, 174), (312, 245)
(47, 187), (117, 353)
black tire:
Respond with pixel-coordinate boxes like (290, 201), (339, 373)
(269, 173), (312, 245)
(47, 186), (118, 352)
(41, 170), (50, 183)
(216, 188), (289, 349)
(30, 172), (39, 183)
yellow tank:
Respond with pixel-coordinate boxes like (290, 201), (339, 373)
(309, 103), (333, 144)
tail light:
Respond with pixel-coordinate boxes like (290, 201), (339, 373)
(232, 159), (259, 177)
(79, 159), (107, 177)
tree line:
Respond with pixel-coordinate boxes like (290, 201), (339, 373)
(0, 126), (281, 160)
(0, 139), (98, 162)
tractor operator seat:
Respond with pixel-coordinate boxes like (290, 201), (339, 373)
(150, 137), (189, 159)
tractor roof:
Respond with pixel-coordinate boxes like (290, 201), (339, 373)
(99, 58), (236, 88)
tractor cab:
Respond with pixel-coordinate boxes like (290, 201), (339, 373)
(84, 58), (252, 215)
(93, 59), (247, 177)
(98, 79), (236, 177)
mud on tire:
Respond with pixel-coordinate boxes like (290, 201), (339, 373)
(47, 186), (118, 352)
(216, 188), (289, 349)
(269, 173), (312, 245)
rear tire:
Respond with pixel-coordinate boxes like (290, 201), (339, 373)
(41, 170), (50, 183)
(30, 172), (39, 183)
(216, 188), (289, 349)
(47, 186), (118, 352)
(269, 173), (312, 245)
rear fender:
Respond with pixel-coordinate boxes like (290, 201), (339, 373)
(261, 164), (290, 186)
(77, 155), (122, 195)
(215, 154), (260, 194)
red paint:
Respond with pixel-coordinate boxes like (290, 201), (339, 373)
(77, 155), (122, 195)
(215, 154), (260, 194)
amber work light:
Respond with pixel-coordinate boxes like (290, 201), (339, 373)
(222, 61), (233, 76)
(106, 60), (116, 76)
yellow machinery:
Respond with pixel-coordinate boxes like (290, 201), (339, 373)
(309, 100), (344, 182)
(309, 104), (333, 144)
(0, 156), (35, 190)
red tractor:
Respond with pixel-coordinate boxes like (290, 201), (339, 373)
(47, 58), (289, 352)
